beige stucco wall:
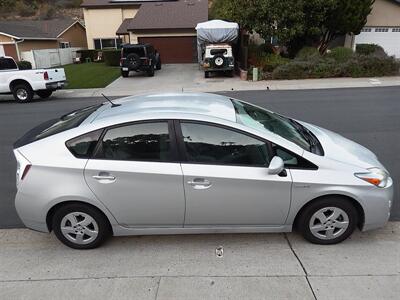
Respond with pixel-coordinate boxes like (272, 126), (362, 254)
(366, 0), (400, 27)
(83, 7), (139, 49)
(0, 33), (13, 43)
(129, 30), (197, 44)
(18, 40), (59, 52)
(59, 23), (88, 48)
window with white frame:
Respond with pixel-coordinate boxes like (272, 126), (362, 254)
(375, 28), (389, 32)
(59, 42), (71, 48)
(361, 28), (372, 32)
(392, 28), (400, 32)
(93, 38), (123, 50)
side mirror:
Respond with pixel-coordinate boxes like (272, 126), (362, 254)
(268, 156), (285, 175)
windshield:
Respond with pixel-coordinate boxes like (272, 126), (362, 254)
(14, 105), (101, 148)
(232, 99), (311, 151)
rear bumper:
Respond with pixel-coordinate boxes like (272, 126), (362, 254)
(45, 80), (68, 90)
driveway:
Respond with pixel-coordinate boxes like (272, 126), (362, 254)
(104, 64), (243, 96)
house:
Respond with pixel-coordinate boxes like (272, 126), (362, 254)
(81, 0), (208, 63)
(0, 18), (87, 61)
(349, 0), (400, 57)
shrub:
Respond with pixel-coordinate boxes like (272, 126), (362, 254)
(15, 0), (35, 17)
(259, 54), (290, 72)
(272, 61), (313, 79)
(356, 44), (386, 57)
(327, 47), (354, 62)
(342, 56), (400, 77)
(103, 50), (121, 66)
(295, 47), (320, 61)
(77, 50), (98, 62)
(17, 60), (32, 70)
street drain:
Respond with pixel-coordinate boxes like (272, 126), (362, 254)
(216, 246), (224, 258)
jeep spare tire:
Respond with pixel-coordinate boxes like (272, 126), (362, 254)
(126, 53), (141, 69)
(213, 55), (225, 68)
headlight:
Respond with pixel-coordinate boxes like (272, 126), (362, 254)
(355, 168), (389, 188)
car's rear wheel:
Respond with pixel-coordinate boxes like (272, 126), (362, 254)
(297, 197), (358, 245)
(205, 71), (210, 78)
(52, 203), (111, 249)
(36, 90), (53, 99)
(12, 83), (34, 103)
(121, 70), (129, 78)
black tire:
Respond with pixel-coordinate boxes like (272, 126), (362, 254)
(297, 197), (358, 245)
(227, 70), (235, 77)
(156, 56), (162, 70)
(205, 71), (210, 78)
(121, 70), (129, 78)
(126, 53), (141, 70)
(52, 203), (111, 250)
(147, 64), (155, 77)
(36, 90), (53, 99)
(12, 83), (34, 103)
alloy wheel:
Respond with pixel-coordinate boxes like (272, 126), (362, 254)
(309, 207), (350, 240)
(60, 212), (99, 245)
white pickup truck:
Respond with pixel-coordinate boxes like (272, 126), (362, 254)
(0, 56), (67, 103)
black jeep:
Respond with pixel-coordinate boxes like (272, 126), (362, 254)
(120, 44), (161, 77)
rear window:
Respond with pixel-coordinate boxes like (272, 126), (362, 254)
(66, 130), (103, 158)
(123, 47), (145, 57)
(0, 58), (18, 70)
(14, 105), (101, 148)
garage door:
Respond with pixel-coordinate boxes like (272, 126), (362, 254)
(138, 36), (197, 64)
(355, 27), (400, 58)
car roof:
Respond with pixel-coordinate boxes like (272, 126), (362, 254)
(122, 43), (152, 48)
(93, 93), (237, 123)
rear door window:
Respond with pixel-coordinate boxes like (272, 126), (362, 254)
(96, 122), (174, 162)
(0, 57), (18, 70)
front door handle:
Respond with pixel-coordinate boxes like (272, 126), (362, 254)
(187, 178), (212, 190)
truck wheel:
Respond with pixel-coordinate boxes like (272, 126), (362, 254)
(36, 90), (53, 99)
(156, 58), (162, 70)
(121, 70), (129, 78)
(12, 83), (34, 103)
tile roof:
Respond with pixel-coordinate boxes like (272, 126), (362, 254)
(81, 0), (174, 8)
(127, 0), (208, 30)
(0, 19), (81, 39)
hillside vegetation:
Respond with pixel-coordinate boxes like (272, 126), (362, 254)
(0, 0), (83, 20)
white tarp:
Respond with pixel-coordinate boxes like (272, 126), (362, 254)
(196, 20), (239, 63)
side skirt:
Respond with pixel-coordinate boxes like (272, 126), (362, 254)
(112, 225), (293, 236)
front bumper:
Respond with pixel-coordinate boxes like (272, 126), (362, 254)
(361, 177), (394, 231)
(45, 80), (68, 90)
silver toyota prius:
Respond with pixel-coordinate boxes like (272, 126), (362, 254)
(14, 93), (393, 249)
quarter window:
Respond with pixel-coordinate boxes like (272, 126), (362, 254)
(180, 122), (270, 167)
(66, 130), (103, 159)
(98, 122), (172, 162)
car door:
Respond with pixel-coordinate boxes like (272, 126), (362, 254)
(177, 121), (293, 226)
(84, 120), (185, 227)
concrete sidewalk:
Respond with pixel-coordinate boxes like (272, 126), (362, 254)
(56, 64), (400, 98)
(0, 223), (399, 300)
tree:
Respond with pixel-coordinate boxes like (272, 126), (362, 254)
(318, 0), (374, 54)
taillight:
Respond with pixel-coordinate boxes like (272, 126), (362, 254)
(21, 164), (31, 181)
(120, 58), (124, 66)
(44, 71), (49, 80)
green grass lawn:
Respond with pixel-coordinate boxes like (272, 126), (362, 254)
(64, 63), (120, 89)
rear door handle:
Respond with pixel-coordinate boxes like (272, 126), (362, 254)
(93, 172), (116, 183)
(187, 178), (212, 190)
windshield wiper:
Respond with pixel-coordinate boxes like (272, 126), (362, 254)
(288, 119), (317, 150)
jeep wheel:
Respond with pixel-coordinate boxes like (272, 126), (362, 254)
(205, 71), (210, 78)
(156, 58), (162, 70)
(12, 83), (34, 103)
(147, 64), (155, 77)
(213, 55), (226, 68)
(121, 70), (129, 78)
(126, 53), (141, 70)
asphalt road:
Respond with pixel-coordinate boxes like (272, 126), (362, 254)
(0, 86), (399, 228)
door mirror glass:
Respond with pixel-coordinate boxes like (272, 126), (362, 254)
(268, 156), (284, 175)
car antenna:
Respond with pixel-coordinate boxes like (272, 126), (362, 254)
(101, 93), (121, 108)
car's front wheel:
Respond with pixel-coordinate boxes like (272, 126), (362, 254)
(297, 197), (358, 245)
(52, 203), (111, 249)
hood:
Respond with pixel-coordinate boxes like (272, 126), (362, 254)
(301, 122), (386, 171)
